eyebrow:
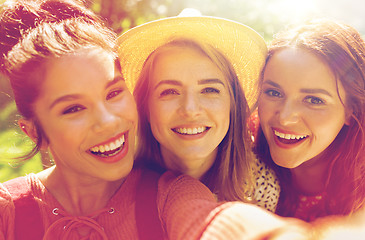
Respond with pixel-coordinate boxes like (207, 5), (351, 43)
(106, 75), (124, 89)
(263, 80), (333, 97)
(49, 76), (124, 110)
(300, 88), (333, 97)
(198, 78), (225, 85)
(154, 78), (225, 90)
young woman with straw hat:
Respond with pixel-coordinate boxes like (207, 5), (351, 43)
(117, 11), (280, 211)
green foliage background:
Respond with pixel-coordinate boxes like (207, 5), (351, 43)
(1, 0), (362, 182)
(0, 100), (43, 182)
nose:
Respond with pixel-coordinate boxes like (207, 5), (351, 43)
(92, 104), (119, 133)
(278, 100), (300, 126)
(178, 92), (201, 118)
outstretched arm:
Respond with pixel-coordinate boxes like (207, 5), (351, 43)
(201, 202), (311, 240)
(158, 171), (311, 240)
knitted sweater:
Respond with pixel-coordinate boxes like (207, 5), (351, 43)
(0, 169), (224, 240)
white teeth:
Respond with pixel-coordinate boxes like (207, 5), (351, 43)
(116, 139), (121, 147)
(110, 142), (116, 150)
(90, 134), (126, 153)
(99, 145), (105, 153)
(105, 145), (110, 151)
(274, 130), (307, 140)
(174, 127), (206, 135)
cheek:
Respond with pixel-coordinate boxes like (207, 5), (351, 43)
(38, 113), (94, 152)
(46, 127), (78, 153)
(127, 103), (139, 123)
(148, 101), (167, 135)
(212, 100), (231, 136)
(309, 111), (346, 139)
(115, 95), (138, 118)
(221, 104), (231, 129)
(257, 99), (271, 124)
(207, 95), (231, 114)
(148, 98), (175, 122)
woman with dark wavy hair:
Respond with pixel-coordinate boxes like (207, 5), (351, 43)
(254, 18), (365, 222)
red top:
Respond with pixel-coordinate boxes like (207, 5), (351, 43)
(293, 193), (330, 222)
(0, 169), (222, 240)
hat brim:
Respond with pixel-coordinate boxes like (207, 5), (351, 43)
(117, 16), (267, 109)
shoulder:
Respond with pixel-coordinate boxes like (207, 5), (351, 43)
(0, 174), (42, 209)
(2, 175), (32, 199)
(0, 174), (37, 209)
(0, 181), (13, 210)
(1, 175), (44, 240)
(253, 158), (280, 212)
(0, 179), (18, 240)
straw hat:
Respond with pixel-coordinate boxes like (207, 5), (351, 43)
(117, 10), (267, 109)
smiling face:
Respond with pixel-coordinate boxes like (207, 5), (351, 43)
(29, 48), (138, 181)
(258, 48), (349, 169)
(147, 45), (231, 178)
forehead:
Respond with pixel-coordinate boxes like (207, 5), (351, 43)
(41, 49), (116, 95)
(152, 45), (225, 78)
(265, 48), (335, 86)
(154, 44), (207, 62)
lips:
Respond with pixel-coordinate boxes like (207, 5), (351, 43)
(272, 128), (308, 147)
(89, 132), (129, 162)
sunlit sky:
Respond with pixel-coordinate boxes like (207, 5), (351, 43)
(296, 0), (365, 32)
(165, 0), (365, 35)
(268, 0), (365, 31)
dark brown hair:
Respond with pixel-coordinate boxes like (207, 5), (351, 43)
(0, 0), (117, 160)
(255, 18), (365, 217)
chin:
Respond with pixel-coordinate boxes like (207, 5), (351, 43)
(108, 160), (134, 181)
(272, 157), (301, 169)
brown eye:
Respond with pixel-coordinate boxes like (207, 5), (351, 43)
(304, 96), (325, 105)
(160, 89), (179, 97)
(202, 87), (220, 94)
(63, 105), (85, 114)
(107, 89), (123, 100)
(265, 89), (282, 98)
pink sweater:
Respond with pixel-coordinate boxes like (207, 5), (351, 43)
(0, 169), (223, 240)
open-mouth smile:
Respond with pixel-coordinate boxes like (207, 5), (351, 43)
(90, 134), (125, 158)
(172, 126), (210, 135)
(273, 129), (308, 145)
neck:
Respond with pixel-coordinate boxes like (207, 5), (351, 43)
(290, 156), (331, 195)
(161, 149), (217, 180)
(37, 166), (124, 216)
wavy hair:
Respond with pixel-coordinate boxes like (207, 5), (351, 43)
(255, 18), (365, 216)
(0, 0), (117, 160)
